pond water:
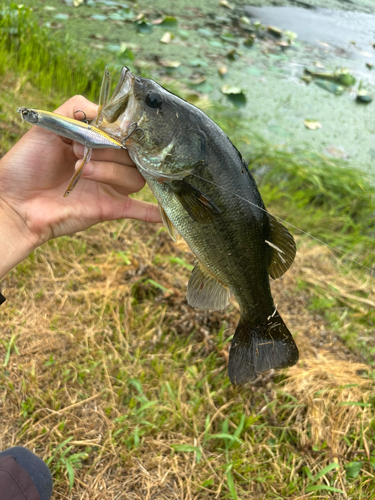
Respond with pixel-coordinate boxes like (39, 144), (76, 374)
(245, 6), (375, 71)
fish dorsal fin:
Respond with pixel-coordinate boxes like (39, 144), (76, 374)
(158, 203), (178, 242)
(187, 260), (230, 311)
(170, 180), (221, 223)
(267, 214), (296, 279)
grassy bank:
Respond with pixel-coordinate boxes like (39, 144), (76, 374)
(1, 3), (374, 499)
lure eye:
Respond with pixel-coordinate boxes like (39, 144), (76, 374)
(146, 91), (163, 109)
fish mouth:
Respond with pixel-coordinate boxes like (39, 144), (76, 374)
(101, 67), (141, 141)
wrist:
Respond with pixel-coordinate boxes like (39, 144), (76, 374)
(0, 199), (39, 279)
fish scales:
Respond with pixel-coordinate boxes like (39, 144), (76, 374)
(145, 133), (274, 323)
(18, 67), (299, 385)
(99, 67), (299, 385)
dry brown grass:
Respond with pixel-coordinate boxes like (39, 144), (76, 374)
(1, 207), (374, 499)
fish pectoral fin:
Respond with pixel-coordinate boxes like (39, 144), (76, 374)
(266, 213), (296, 279)
(187, 260), (230, 311)
(170, 180), (221, 223)
(228, 311), (299, 385)
(158, 203), (178, 242)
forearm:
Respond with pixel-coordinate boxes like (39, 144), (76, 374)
(0, 200), (37, 280)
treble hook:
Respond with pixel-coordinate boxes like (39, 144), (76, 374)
(121, 121), (145, 146)
(74, 109), (89, 123)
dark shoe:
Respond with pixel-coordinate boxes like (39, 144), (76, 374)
(0, 447), (53, 500)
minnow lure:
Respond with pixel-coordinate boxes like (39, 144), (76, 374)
(17, 107), (124, 150)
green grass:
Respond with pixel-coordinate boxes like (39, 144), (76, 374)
(0, 2), (107, 99)
(1, 3), (375, 498)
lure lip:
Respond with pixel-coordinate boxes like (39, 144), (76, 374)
(17, 107), (39, 124)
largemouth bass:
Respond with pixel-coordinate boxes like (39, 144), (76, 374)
(97, 67), (299, 384)
(19, 67), (299, 384)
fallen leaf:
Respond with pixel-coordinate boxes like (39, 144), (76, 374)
(267, 26), (282, 37)
(276, 40), (289, 48)
(218, 66), (227, 76)
(190, 76), (206, 85)
(160, 32), (173, 44)
(219, 0), (234, 9)
(160, 59), (180, 68)
(221, 85), (244, 95)
(303, 120), (322, 130)
(44, 6), (57, 10)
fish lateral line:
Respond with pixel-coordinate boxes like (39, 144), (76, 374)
(184, 171), (372, 274)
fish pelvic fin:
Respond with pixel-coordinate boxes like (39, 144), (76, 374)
(187, 260), (230, 311)
(228, 311), (299, 385)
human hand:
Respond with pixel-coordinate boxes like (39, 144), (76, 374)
(0, 95), (161, 277)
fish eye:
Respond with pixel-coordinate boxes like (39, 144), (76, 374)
(146, 91), (163, 109)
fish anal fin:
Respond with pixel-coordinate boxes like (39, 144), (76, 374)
(187, 260), (230, 311)
(228, 311), (299, 385)
(170, 180), (221, 223)
(159, 203), (178, 242)
(267, 214), (296, 279)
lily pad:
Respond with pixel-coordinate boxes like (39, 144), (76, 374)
(246, 67), (262, 76)
(191, 81), (213, 93)
(197, 28), (214, 38)
(221, 85), (247, 106)
(226, 49), (240, 61)
(107, 43), (134, 59)
(356, 90), (372, 103)
(303, 120), (322, 130)
(221, 33), (236, 44)
(177, 29), (189, 40)
(135, 19), (153, 34)
(337, 71), (355, 86)
(91, 14), (108, 21)
(109, 12), (124, 20)
(209, 40), (224, 48)
(189, 59), (208, 67)
(55, 13), (69, 20)
(159, 16), (178, 28)
(244, 35), (255, 47)
(315, 79), (344, 95)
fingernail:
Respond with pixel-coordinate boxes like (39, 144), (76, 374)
(73, 142), (84, 157)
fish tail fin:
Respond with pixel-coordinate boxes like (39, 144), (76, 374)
(228, 311), (299, 385)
